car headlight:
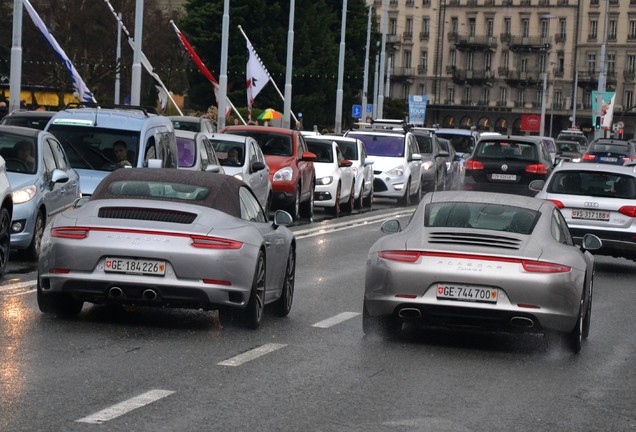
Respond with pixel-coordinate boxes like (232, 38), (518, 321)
(422, 161), (433, 170)
(233, 173), (244, 181)
(386, 165), (405, 177)
(272, 166), (293, 182)
(316, 176), (333, 185)
(571, 157), (581, 163)
(12, 185), (36, 204)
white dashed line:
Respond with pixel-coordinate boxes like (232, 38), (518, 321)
(217, 343), (287, 367)
(76, 389), (175, 424)
(312, 312), (360, 328)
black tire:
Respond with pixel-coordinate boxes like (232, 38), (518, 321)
(37, 281), (83, 317)
(398, 180), (411, 206)
(299, 182), (314, 219)
(331, 183), (342, 217)
(287, 189), (301, 220)
(273, 245), (295, 317)
(25, 210), (44, 261)
(582, 276), (593, 339)
(355, 184), (364, 210)
(0, 207), (10, 277)
(362, 301), (401, 338)
(241, 251), (266, 329)
(342, 183), (355, 213)
(363, 186), (374, 209)
(568, 300), (584, 354)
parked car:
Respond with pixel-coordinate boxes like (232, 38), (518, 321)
(168, 115), (215, 135)
(305, 137), (354, 217)
(530, 162), (636, 262)
(37, 168), (296, 329)
(0, 125), (79, 260)
(0, 147), (13, 275)
(175, 130), (223, 173)
(411, 128), (447, 192)
(306, 135), (374, 209)
(463, 135), (554, 196)
(363, 190), (602, 353)
(208, 133), (272, 213)
(345, 120), (423, 206)
(46, 103), (178, 195)
(0, 110), (55, 130)
(437, 137), (463, 190)
(221, 125), (316, 220)
(555, 140), (583, 163)
(581, 139), (636, 165)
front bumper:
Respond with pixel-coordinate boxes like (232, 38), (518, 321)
(373, 173), (408, 199)
(10, 201), (38, 249)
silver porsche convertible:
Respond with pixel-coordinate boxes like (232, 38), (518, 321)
(37, 168), (296, 329)
(363, 191), (602, 353)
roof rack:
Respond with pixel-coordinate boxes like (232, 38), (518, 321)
(353, 118), (411, 133)
(63, 102), (155, 116)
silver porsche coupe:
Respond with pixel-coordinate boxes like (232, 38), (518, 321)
(363, 191), (602, 353)
(37, 168), (296, 329)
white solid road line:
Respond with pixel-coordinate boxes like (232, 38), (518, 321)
(312, 312), (360, 329)
(217, 343), (287, 367)
(76, 389), (175, 424)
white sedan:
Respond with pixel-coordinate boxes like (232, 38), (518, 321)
(305, 138), (354, 217)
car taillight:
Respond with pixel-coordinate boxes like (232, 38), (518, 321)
(521, 260), (571, 273)
(190, 235), (243, 249)
(525, 164), (547, 174)
(51, 227), (90, 239)
(465, 159), (484, 170)
(582, 153), (595, 161)
(378, 251), (421, 263)
(547, 199), (564, 208)
(619, 206), (636, 217)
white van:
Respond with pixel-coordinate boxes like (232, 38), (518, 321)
(46, 104), (178, 195)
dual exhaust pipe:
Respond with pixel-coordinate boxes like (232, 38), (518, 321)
(396, 307), (535, 329)
(107, 286), (158, 301)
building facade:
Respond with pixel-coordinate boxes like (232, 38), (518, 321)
(370, 0), (636, 138)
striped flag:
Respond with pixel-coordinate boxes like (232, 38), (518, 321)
(245, 39), (271, 119)
(22, 0), (95, 102)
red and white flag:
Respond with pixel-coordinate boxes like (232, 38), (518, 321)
(246, 39), (271, 119)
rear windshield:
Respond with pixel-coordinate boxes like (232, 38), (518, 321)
(556, 141), (581, 153)
(228, 131), (292, 156)
(588, 144), (629, 154)
(348, 133), (404, 157)
(1, 115), (51, 130)
(557, 134), (588, 146)
(47, 124), (140, 171)
(434, 133), (475, 153)
(107, 180), (209, 201)
(547, 171), (636, 198)
(475, 140), (538, 160)
(306, 141), (333, 163)
(425, 202), (540, 235)
(172, 121), (200, 132)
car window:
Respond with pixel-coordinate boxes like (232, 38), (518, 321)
(553, 209), (574, 246)
(42, 140), (57, 172)
(425, 202), (539, 234)
(239, 186), (267, 222)
(176, 136), (196, 168)
(476, 141), (537, 160)
(589, 144), (629, 154)
(307, 141), (333, 162)
(414, 135), (433, 154)
(349, 133), (405, 157)
(48, 138), (69, 170)
(335, 140), (358, 160)
(203, 139), (219, 165)
(548, 171), (636, 198)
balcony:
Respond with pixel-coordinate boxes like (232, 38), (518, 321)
(403, 31), (413, 42)
(451, 68), (495, 85)
(553, 68), (564, 78)
(446, 65), (457, 74)
(497, 67), (509, 77)
(552, 101), (566, 110)
(500, 33), (511, 44)
(444, 99), (456, 105)
(555, 34), (566, 43)
(392, 67), (416, 78)
(624, 70), (636, 82)
(453, 35), (498, 52)
(538, 0), (549, 5)
(576, 69), (618, 89)
(520, 0), (530, 5)
(508, 36), (551, 53)
(417, 65), (428, 74)
(557, 0), (568, 4)
(467, 0), (478, 5)
(419, 32), (430, 41)
(505, 69), (543, 87)
(447, 32), (459, 43)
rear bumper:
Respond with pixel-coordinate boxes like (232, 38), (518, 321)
(463, 176), (537, 196)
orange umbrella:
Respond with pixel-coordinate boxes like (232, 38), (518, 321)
(257, 108), (283, 121)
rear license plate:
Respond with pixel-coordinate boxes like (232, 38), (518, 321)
(491, 173), (517, 181)
(571, 209), (610, 221)
(105, 258), (166, 275)
(436, 284), (498, 304)
(600, 157), (618, 162)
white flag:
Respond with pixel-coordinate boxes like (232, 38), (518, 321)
(22, 0), (95, 103)
(246, 39), (271, 117)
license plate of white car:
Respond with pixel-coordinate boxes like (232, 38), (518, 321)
(600, 157), (618, 162)
(491, 173), (517, 181)
(571, 210), (610, 221)
(105, 258), (166, 275)
(436, 284), (498, 303)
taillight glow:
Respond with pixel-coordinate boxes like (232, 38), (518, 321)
(521, 260), (571, 273)
(51, 227), (89, 239)
(525, 164), (548, 174)
(49, 269), (70, 274)
(619, 206), (636, 217)
(465, 159), (484, 170)
(517, 304), (541, 309)
(548, 199), (564, 208)
(378, 251), (421, 263)
(203, 279), (232, 286)
(190, 235), (243, 249)
(582, 153), (595, 161)
(395, 294), (417, 299)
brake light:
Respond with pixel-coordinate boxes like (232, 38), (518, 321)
(465, 159), (484, 170)
(51, 227), (90, 239)
(521, 260), (571, 273)
(49, 268), (71, 274)
(547, 199), (564, 208)
(619, 206), (636, 217)
(582, 153), (595, 161)
(190, 235), (243, 249)
(525, 164), (547, 174)
(378, 251), (421, 263)
(203, 279), (232, 286)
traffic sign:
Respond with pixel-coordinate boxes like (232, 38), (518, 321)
(352, 105), (362, 118)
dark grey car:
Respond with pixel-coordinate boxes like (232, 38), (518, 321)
(412, 130), (448, 192)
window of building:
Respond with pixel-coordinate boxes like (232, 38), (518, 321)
(389, 18), (397, 35)
(468, 18), (476, 37)
(464, 86), (472, 103)
(607, 53), (615, 75)
(625, 90), (634, 110)
(559, 18), (567, 38)
(522, 19), (530, 37)
(520, 58), (528, 73)
(517, 89), (525, 106)
(420, 50), (428, 72)
(608, 18), (617, 40)
(450, 50), (456, 66)
(535, 89), (542, 107)
(451, 17), (458, 34)
(422, 17), (430, 37)
(628, 55), (636, 73)
(630, 20), (636, 39)
(419, 83), (426, 95)
(501, 50), (509, 67)
(587, 53), (596, 73)
(554, 90), (563, 108)
(499, 87), (507, 105)
(482, 88), (490, 104)
(486, 18), (494, 37)
(540, 18), (550, 38)
(504, 17), (511, 35)
(466, 52), (474, 71)
(447, 86), (455, 103)
(404, 50), (412, 68)
(588, 18), (598, 40)
(405, 17), (413, 36)
(485, 52), (492, 70)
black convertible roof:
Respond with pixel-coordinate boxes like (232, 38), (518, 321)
(91, 168), (244, 218)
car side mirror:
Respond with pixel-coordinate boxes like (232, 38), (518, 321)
(147, 158), (162, 168)
(580, 233), (602, 251)
(462, 152), (471, 160)
(273, 209), (293, 227)
(410, 153), (422, 161)
(364, 159), (374, 166)
(339, 159), (353, 167)
(251, 161), (266, 172)
(380, 219), (401, 233)
(205, 164), (222, 173)
(301, 151), (317, 162)
(50, 168), (69, 184)
(528, 179), (545, 192)
(437, 150), (449, 158)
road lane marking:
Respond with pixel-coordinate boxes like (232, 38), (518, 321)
(312, 312), (360, 328)
(294, 209), (413, 239)
(76, 389), (175, 424)
(217, 343), (286, 367)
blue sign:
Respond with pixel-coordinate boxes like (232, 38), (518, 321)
(408, 95), (428, 125)
(352, 104), (362, 119)
(366, 104), (373, 115)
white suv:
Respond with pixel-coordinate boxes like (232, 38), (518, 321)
(345, 120), (422, 206)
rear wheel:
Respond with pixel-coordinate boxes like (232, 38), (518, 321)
(37, 281), (83, 317)
(273, 245), (295, 317)
(0, 207), (10, 276)
(567, 299), (584, 353)
(582, 276), (593, 339)
(241, 251), (266, 329)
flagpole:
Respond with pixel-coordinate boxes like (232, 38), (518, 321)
(238, 25), (299, 124)
(9, 0), (23, 113)
(102, 0), (183, 115)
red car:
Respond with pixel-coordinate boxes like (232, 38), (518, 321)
(221, 126), (316, 219)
